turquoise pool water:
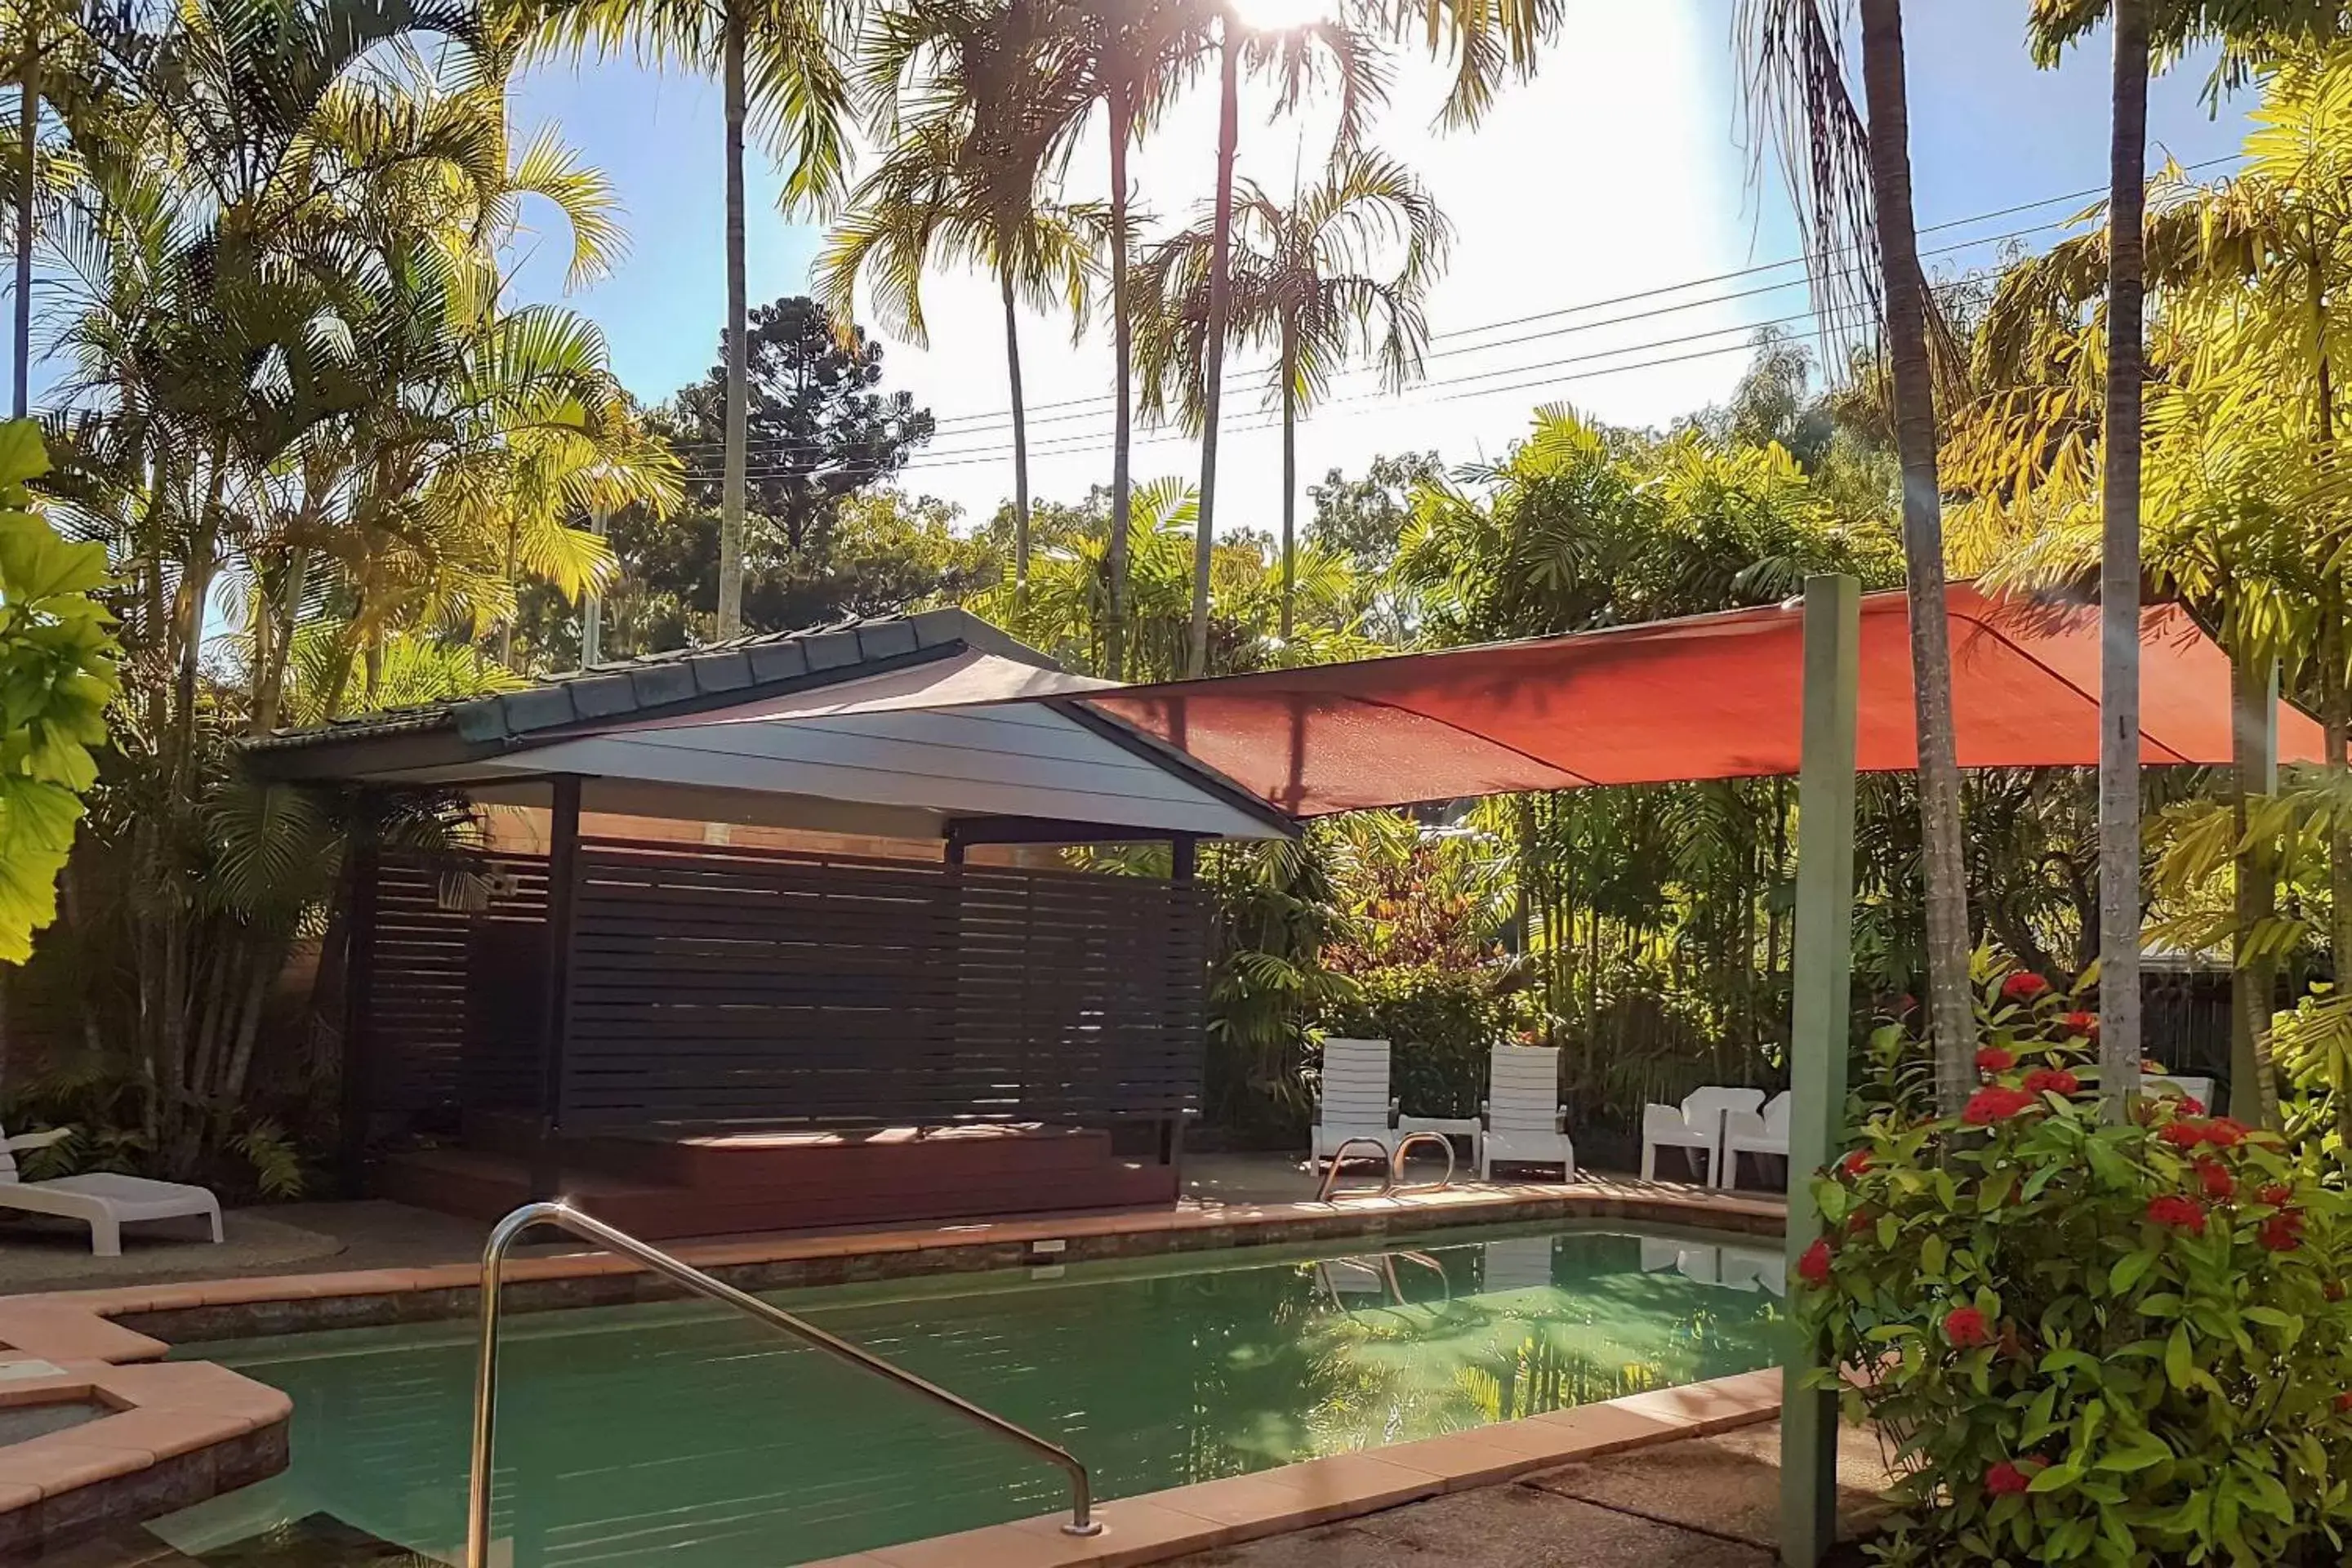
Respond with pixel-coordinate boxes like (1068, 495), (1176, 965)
(155, 1223), (1785, 1566)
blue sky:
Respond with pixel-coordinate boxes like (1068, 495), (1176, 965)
(488, 0), (2255, 527)
(21, 2), (2261, 531)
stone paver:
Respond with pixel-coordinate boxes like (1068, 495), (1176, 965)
(1525, 1417), (1898, 1548)
(1169, 1489), (1772, 1567)
(1165, 1423), (1896, 1568)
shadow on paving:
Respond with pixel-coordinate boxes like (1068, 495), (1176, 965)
(1170, 1423), (1898, 1568)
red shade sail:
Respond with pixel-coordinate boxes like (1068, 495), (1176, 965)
(1085, 585), (2323, 817)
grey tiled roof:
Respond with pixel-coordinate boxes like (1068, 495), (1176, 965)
(243, 608), (1054, 753)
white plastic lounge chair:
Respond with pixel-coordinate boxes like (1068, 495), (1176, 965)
(1639, 1087), (1764, 1183)
(1479, 1046), (1575, 1181)
(1479, 1236), (1557, 1294)
(1311, 1038), (1396, 1171)
(1718, 1245), (1786, 1297)
(1718, 1091), (1793, 1190)
(1, 1124), (222, 1257)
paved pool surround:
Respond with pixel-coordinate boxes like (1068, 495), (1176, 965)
(0, 1178), (1786, 1561)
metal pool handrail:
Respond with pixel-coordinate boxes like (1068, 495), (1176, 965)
(1388, 1131), (1457, 1192)
(1316, 1137), (1396, 1201)
(465, 1200), (1102, 1568)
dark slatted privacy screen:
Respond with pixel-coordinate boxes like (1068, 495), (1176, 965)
(366, 853), (550, 1120)
(564, 840), (1208, 1129)
(363, 838), (1209, 1133)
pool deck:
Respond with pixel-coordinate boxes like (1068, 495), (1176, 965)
(0, 1160), (1789, 1561)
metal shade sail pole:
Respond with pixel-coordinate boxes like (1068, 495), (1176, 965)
(466, 1201), (1102, 1568)
(1780, 574), (1860, 1568)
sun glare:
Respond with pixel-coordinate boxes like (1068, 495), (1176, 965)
(1230, 0), (1334, 30)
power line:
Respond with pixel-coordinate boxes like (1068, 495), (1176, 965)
(683, 256), (1991, 481)
(662, 152), (2243, 473)
(694, 274), (1977, 483)
(667, 217), (2041, 470)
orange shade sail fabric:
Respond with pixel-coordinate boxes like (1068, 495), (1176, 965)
(1084, 585), (2324, 817)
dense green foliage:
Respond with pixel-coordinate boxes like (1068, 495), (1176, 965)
(0, 422), (116, 964)
(1805, 980), (2352, 1566)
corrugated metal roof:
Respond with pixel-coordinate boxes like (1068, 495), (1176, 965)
(242, 608), (1050, 753)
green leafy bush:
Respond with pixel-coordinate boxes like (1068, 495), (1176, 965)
(0, 421), (118, 964)
(1318, 960), (1541, 1118)
(1802, 979), (2352, 1566)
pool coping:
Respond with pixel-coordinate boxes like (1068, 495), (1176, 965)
(0, 1179), (1786, 1558)
(788, 1369), (1787, 1568)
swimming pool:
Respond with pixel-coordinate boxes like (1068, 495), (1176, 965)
(154, 1223), (1785, 1566)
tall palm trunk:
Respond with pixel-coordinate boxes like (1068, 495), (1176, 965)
(717, 0), (750, 639)
(2230, 651), (2282, 1126)
(12, 19), (34, 418)
(1104, 83), (1135, 679)
(1187, 19), (1241, 678)
(1857, 0), (1975, 1111)
(1279, 323), (1297, 644)
(1001, 267), (1032, 611)
(2097, 0), (2147, 1117)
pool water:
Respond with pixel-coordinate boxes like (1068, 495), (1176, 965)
(155, 1224), (1785, 1567)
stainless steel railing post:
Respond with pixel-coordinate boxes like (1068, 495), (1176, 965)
(1388, 1131), (1457, 1192)
(1316, 1137), (1396, 1202)
(464, 1200), (1101, 1568)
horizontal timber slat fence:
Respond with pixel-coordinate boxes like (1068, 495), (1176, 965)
(359, 837), (1210, 1138)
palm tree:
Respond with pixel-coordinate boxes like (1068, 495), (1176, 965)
(1140, 149), (1448, 644)
(2019, 1), (2351, 1113)
(1049, 0), (1214, 680)
(1740, 0), (1976, 1111)
(1185, 10), (1383, 676)
(525, 0), (858, 639)
(830, 0), (1100, 605)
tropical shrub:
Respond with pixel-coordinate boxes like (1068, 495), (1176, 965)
(0, 422), (118, 964)
(1317, 960), (1542, 1119)
(1801, 983), (2352, 1566)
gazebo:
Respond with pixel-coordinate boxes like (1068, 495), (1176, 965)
(247, 609), (1292, 1236)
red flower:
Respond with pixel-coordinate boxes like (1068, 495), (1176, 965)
(1943, 1306), (1993, 1349)
(2328, 1281), (2347, 1303)
(2023, 1067), (2080, 1097)
(1984, 1461), (2034, 1496)
(2260, 1183), (2294, 1208)
(2158, 1121), (2205, 1150)
(2179, 1097), (2207, 1116)
(2194, 1160), (2236, 1200)
(2148, 1195), (2207, 1235)
(2201, 1118), (2251, 1149)
(1840, 1149), (1874, 1178)
(2335, 1392), (2352, 1413)
(1846, 1208), (1874, 1236)
(2260, 1212), (2305, 1253)
(2061, 1009), (2099, 1039)
(2001, 973), (2051, 1004)
(1976, 1046), (2016, 1074)
(1797, 1237), (1833, 1287)
(1962, 1086), (2039, 1125)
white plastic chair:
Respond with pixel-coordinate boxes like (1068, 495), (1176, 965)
(1718, 1091), (1793, 1190)
(1479, 1046), (1575, 1181)
(1639, 1087), (1764, 1183)
(1, 1124), (223, 1257)
(1311, 1038), (1396, 1171)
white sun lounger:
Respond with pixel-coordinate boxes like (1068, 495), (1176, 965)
(2, 1125), (223, 1257)
(1639, 1087), (1765, 1183)
(1718, 1091), (1793, 1190)
(1312, 1038), (1397, 1171)
(1479, 1045), (1575, 1181)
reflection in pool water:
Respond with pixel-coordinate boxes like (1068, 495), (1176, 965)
(157, 1224), (1785, 1567)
